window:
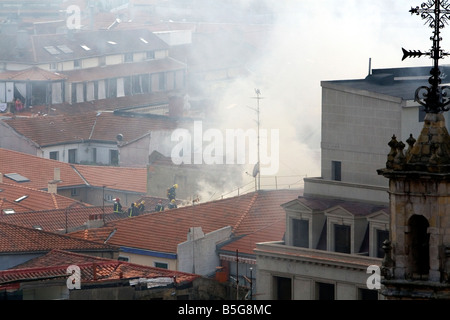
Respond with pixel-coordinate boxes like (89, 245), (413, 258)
(49, 151), (59, 160)
(74, 59), (81, 68)
(110, 149), (119, 166)
(71, 188), (79, 196)
(376, 229), (389, 258)
(118, 256), (129, 262)
(408, 215), (430, 277)
(92, 148), (97, 163)
(316, 282), (335, 300)
(68, 149), (77, 164)
(334, 224), (351, 253)
(158, 73), (165, 90)
(331, 161), (341, 181)
(146, 51), (155, 60)
(154, 262), (168, 269)
(274, 276), (291, 300)
(419, 108), (426, 122)
(124, 53), (133, 63)
(292, 219), (309, 248)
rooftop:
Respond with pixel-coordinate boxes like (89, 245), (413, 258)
(0, 249), (199, 290)
(0, 221), (118, 254)
(70, 189), (302, 256)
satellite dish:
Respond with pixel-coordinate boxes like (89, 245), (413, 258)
(116, 133), (123, 141)
(252, 162), (259, 177)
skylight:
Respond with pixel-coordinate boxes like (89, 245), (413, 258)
(15, 195), (28, 202)
(80, 44), (91, 51)
(140, 37), (148, 44)
(3, 209), (15, 215)
(44, 46), (61, 55)
(107, 41), (117, 45)
(4, 173), (30, 183)
(56, 44), (73, 54)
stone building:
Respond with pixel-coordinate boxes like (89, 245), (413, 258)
(377, 113), (450, 299)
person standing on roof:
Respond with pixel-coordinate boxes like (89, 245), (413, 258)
(155, 200), (164, 212)
(128, 202), (138, 217)
(113, 198), (123, 213)
(167, 184), (178, 201)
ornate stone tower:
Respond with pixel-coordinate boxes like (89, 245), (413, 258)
(377, 0), (450, 299)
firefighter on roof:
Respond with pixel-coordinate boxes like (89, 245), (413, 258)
(167, 184), (178, 201)
(113, 198), (122, 213)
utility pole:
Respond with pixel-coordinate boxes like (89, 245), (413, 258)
(252, 89), (263, 191)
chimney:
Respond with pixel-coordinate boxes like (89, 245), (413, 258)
(16, 30), (29, 51)
(48, 181), (57, 194)
(54, 167), (60, 181)
(87, 213), (104, 228)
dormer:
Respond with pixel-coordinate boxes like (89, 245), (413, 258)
(283, 198), (326, 250)
(324, 205), (367, 254)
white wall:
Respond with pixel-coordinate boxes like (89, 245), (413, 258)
(177, 226), (232, 275)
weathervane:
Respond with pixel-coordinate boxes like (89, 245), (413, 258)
(402, 0), (450, 113)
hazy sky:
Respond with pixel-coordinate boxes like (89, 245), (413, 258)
(212, 0), (440, 190)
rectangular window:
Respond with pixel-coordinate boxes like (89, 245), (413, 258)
(71, 188), (79, 196)
(158, 73), (165, 90)
(334, 224), (351, 253)
(274, 276), (291, 300)
(118, 256), (129, 262)
(110, 149), (119, 166)
(92, 148), (97, 163)
(124, 53), (133, 63)
(419, 108), (426, 122)
(376, 229), (389, 258)
(154, 262), (168, 269)
(49, 151), (59, 160)
(331, 161), (341, 181)
(316, 282), (335, 300)
(292, 219), (309, 248)
(68, 149), (77, 164)
(74, 59), (81, 68)
(146, 51), (155, 60)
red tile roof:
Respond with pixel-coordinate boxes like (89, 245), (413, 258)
(0, 222), (118, 254)
(61, 58), (185, 82)
(0, 205), (127, 233)
(71, 189), (302, 256)
(0, 148), (147, 194)
(72, 165), (147, 193)
(0, 148), (85, 189)
(0, 67), (67, 81)
(2, 111), (178, 147)
(0, 249), (199, 289)
(0, 182), (85, 213)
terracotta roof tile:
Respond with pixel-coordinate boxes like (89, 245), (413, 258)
(72, 165), (147, 193)
(0, 67), (67, 81)
(2, 111), (178, 147)
(0, 249), (198, 288)
(0, 148), (85, 189)
(0, 222), (118, 254)
(0, 182), (84, 213)
(71, 189), (302, 255)
(0, 205), (127, 233)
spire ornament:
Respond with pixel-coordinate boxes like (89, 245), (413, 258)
(403, 0), (450, 113)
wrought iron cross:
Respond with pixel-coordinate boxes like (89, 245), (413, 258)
(402, 0), (450, 113)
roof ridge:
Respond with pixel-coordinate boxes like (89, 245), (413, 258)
(232, 192), (259, 231)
